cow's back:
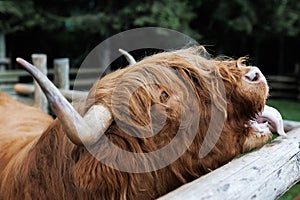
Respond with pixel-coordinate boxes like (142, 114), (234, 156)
(0, 91), (53, 173)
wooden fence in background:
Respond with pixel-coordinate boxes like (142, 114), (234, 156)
(266, 64), (300, 100)
(1, 56), (300, 105)
(267, 75), (300, 100)
(0, 54), (95, 111)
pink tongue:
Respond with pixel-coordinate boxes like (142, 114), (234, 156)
(258, 105), (287, 138)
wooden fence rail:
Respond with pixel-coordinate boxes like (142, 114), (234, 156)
(266, 63), (300, 100)
(159, 121), (300, 200)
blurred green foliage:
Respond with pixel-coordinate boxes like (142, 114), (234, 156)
(0, 1), (37, 33)
(1, 0), (300, 41)
(1, 0), (300, 70)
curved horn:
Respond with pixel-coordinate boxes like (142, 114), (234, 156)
(16, 58), (112, 146)
(118, 48), (136, 65)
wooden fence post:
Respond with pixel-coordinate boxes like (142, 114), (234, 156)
(54, 58), (70, 90)
(31, 54), (48, 113)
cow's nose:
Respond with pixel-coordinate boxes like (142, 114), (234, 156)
(243, 67), (266, 83)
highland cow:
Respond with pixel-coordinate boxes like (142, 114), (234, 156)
(0, 48), (286, 199)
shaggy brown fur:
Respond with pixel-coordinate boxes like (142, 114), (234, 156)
(0, 91), (53, 174)
(0, 48), (272, 199)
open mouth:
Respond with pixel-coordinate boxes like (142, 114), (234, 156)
(248, 105), (287, 138)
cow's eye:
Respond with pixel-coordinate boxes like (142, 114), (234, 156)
(160, 91), (169, 103)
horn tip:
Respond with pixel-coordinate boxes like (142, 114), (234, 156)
(16, 57), (27, 65)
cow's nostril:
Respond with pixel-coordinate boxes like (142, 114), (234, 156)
(244, 67), (263, 82)
(252, 73), (260, 81)
(245, 73), (259, 81)
(245, 75), (252, 82)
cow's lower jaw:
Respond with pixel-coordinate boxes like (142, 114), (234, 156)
(248, 120), (270, 137)
(247, 105), (287, 138)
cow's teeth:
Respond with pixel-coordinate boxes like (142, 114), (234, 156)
(248, 105), (287, 138)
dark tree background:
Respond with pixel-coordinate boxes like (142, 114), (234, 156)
(1, 0), (300, 75)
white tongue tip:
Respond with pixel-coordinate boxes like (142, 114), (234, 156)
(261, 105), (288, 138)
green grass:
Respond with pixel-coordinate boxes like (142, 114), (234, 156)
(266, 99), (300, 200)
(267, 99), (300, 121)
(279, 184), (300, 200)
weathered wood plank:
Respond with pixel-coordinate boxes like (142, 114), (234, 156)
(0, 76), (19, 83)
(0, 84), (14, 91)
(70, 79), (95, 89)
(284, 120), (300, 132)
(32, 54), (48, 113)
(68, 68), (103, 74)
(269, 82), (298, 90)
(159, 127), (300, 200)
(0, 68), (102, 79)
(13, 83), (35, 94)
(59, 89), (88, 101)
(54, 58), (70, 90)
(266, 75), (297, 83)
(0, 70), (28, 77)
(0, 68), (101, 92)
(13, 83), (87, 102)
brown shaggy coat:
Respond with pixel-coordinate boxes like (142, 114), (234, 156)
(0, 48), (271, 199)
